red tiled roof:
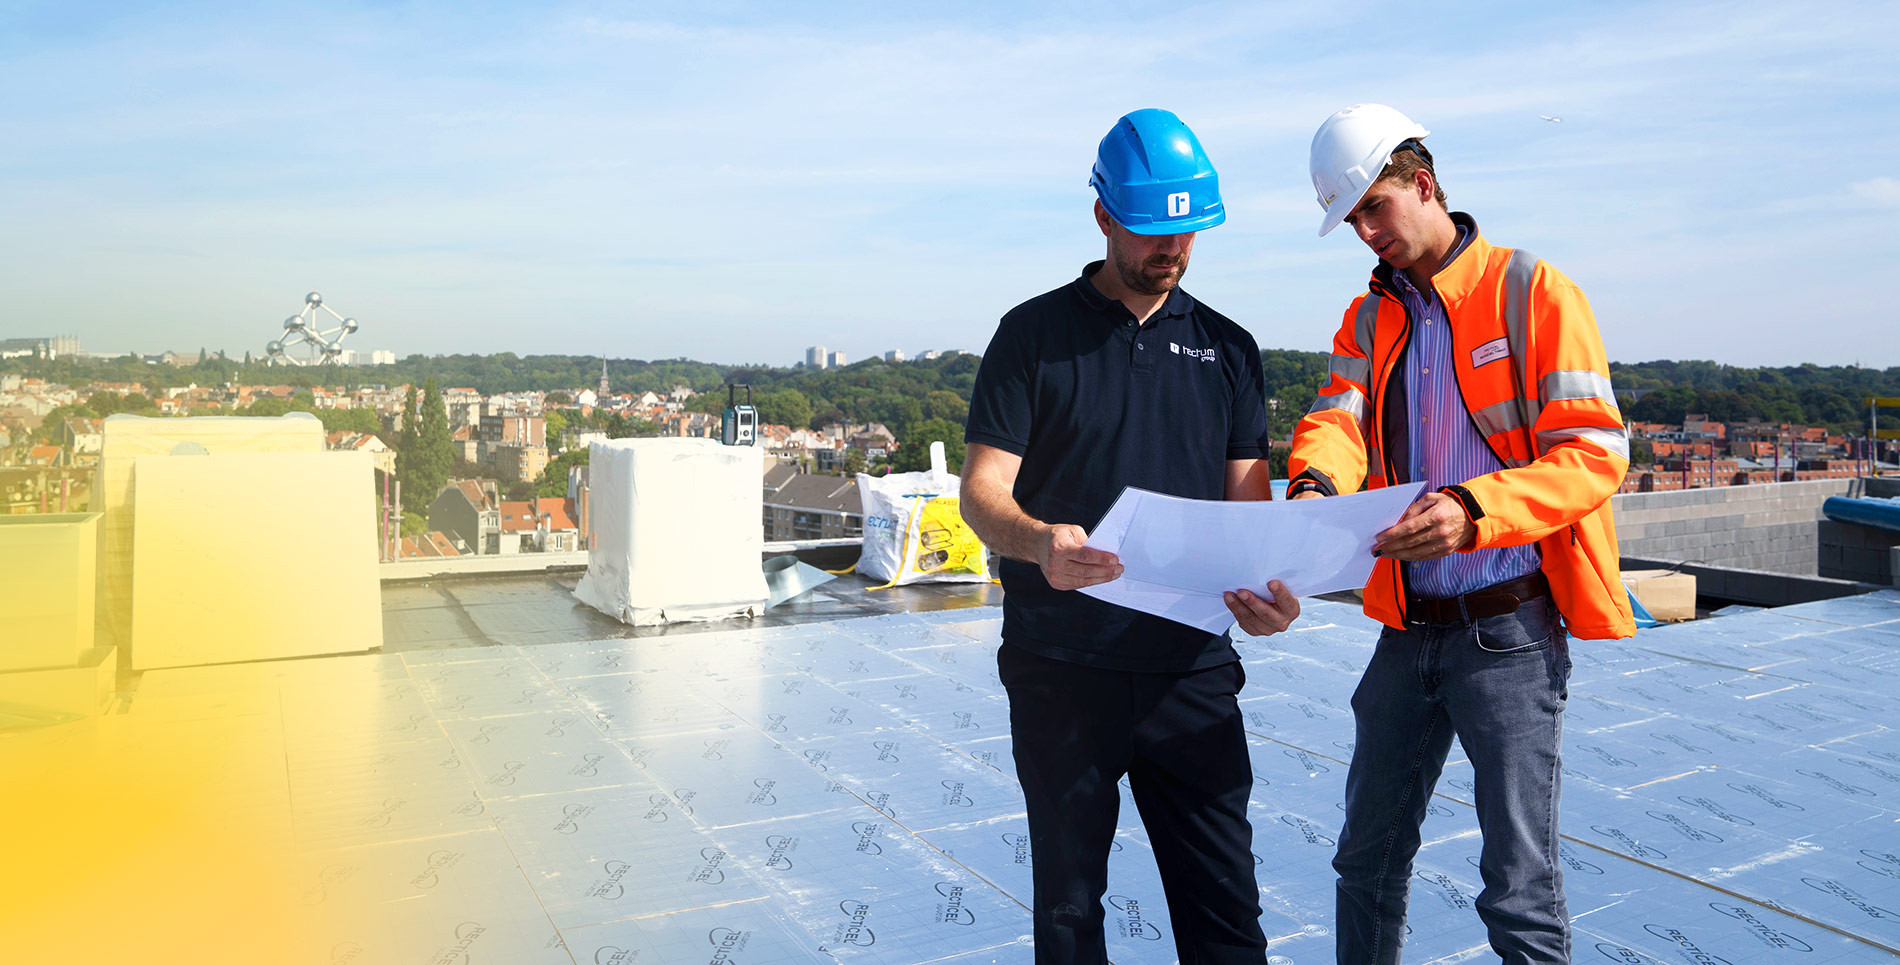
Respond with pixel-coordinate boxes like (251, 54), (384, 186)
(536, 496), (578, 531)
(497, 500), (537, 532)
(453, 480), (494, 511)
(399, 531), (461, 558)
(495, 496), (578, 532)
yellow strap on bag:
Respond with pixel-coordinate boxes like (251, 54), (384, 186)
(868, 494), (991, 590)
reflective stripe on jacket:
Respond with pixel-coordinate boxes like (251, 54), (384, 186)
(1289, 217), (1635, 639)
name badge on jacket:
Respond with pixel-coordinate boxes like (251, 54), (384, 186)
(1471, 338), (1510, 368)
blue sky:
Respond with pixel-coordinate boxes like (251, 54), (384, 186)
(2, 1), (1895, 368)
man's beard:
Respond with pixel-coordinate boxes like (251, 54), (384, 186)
(1113, 250), (1188, 296)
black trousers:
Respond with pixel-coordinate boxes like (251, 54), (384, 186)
(998, 643), (1268, 965)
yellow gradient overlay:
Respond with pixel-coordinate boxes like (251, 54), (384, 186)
(0, 702), (307, 963)
(0, 656), (470, 963)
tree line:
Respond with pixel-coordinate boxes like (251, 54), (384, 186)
(1612, 359), (1900, 433)
(12, 350), (1896, 468)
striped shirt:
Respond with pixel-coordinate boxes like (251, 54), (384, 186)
(1392, 229), (1542, 599)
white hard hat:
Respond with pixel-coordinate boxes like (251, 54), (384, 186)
(1309, 104), (1431, 236)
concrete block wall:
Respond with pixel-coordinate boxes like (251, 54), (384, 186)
(1610, 479), (1852, 576)
(1864, 476), (1900, 499)
(1819, 519), (1900, 584)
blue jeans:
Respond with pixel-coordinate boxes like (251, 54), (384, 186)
(1333, 597), (1573, 965)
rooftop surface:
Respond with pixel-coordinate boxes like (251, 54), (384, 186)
(7, 574), (1900, 963)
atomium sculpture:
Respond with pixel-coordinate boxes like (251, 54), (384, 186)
(265, 291), (361, 366)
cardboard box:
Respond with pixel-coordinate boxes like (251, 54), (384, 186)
(1621, 568), (1697, 622)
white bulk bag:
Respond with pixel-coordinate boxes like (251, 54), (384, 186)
(574, 438), (768, 624)
(856, 442), (992, 587)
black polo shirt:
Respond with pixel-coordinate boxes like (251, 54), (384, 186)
(966, 261), (1274, 672)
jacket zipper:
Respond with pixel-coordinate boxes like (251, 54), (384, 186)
(1368, 278), (1412, 622)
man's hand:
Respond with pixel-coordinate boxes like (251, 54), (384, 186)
(1225, 580), (1301, 637)
(1037, 523), (1123, 590)
(1289, 490), (1326, 501)
(1372, 492), (1475, 561)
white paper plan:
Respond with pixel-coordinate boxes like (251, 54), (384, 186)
(1077, 482), (1427, 633)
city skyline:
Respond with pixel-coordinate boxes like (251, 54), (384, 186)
(1, 2), (1896, 368)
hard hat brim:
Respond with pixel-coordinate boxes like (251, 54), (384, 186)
(1317, 187), (1362, 237)
(1122, 209), (1225, 236)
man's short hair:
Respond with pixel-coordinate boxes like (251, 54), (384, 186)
(1377, 146), (1446, 207)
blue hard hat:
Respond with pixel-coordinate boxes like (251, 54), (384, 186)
(1089, 108), (1225, 235)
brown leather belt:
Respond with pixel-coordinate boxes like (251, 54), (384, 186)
(1406, 571), (1550, 626)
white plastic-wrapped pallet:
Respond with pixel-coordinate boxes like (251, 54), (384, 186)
(856, 441), (992, 587)
(573, 437), (768, 624)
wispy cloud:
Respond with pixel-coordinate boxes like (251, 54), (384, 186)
(1851, 177), (1900, 207)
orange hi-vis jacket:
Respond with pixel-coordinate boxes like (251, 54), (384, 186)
(1290, 216), (1636, 639)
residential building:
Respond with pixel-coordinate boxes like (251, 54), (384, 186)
(443, 387), (484, 429)
(326, 430), (397, 476)
(496, 499), (538, 554)
(478, 411), (545, 459)
(662, 411), (720, 439)
(497, 497), (581, 553)
(848, 422), (897, 460)
(826, 350), (848, 368)
(451, 425), (478, 464)
(805, 345), (828, 369)
(562, 426), (607, 452)
(762, 462), (863, 540)
(884, 350), (905, 362)
(426, 480), (502, 555)
(61, 418), (103, 457)
(492, 443), (549, 485)
(761, 424), (840, 468)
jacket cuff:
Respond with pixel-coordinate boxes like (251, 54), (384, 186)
(1290, 469), (1338, 498)
(1439, 485), (1484, 553)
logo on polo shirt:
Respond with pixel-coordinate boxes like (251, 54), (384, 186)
(1170, 342), (1216, 362)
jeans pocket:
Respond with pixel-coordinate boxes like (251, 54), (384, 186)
(1473, 606), (1553, 654)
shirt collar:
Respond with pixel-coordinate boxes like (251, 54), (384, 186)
(1075, 261), (1196, 322)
